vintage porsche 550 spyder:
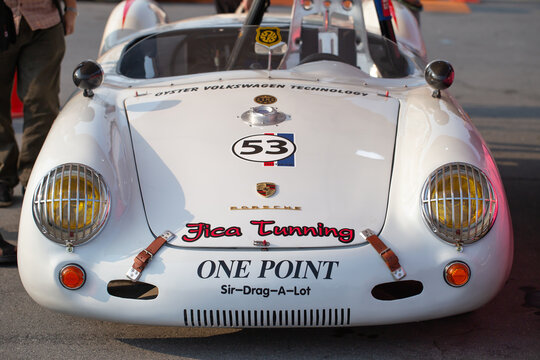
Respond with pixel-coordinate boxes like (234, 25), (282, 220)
(18, 0), (512, 327)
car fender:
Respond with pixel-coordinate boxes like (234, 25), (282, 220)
(99, 0), (168, 56)
(18, 86), (155, 306)
(380, 86), (513, 311)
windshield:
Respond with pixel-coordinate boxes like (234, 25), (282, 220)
(118, 0), (422, 79)
(119, 26), (289, 79)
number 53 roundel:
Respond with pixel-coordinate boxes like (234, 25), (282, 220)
(232, 133), (296, 166)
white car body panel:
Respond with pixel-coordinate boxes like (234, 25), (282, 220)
(17, 0), (513, 327)
(125, 80), (398, 248)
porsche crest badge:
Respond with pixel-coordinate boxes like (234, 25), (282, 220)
(257, 182), (277, 198)
(256, 27), (282, 47)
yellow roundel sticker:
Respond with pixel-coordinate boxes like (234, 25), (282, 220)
(256, 27), (282, 47)
(254, 95), (277, 104)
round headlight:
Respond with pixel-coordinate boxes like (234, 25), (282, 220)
(421, 163), (497, 246)
(33, 163), (110, 247)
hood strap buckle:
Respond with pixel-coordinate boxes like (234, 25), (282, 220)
(361, 229), (406, 280)
(126, 230), (175, 281)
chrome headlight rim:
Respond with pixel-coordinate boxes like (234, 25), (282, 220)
(32, 163), (110, 247)
(421, 162), (498, 247)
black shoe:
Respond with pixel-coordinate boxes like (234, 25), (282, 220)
(0, 234), (17, 264)
(0, 182), (13, 207)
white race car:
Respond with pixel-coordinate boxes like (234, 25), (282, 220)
(18, 0), (513, 327)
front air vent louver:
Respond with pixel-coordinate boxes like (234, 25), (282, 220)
(183, 308), (351, 327)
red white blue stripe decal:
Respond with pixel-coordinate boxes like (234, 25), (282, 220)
(264, 133), (295, 167)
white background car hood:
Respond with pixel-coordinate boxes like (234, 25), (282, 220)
(124, 80), (399, 248)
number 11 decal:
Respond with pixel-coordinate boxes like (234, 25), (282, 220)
(232, 133), (296, 167)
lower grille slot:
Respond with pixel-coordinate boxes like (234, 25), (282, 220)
(183, 308), (351, 327)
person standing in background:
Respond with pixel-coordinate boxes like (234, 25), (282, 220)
(214, 0), (253, 14)
(0, 232), (16, 263)
(0, 0), (77, 207)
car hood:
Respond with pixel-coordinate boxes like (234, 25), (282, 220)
(124, 79), (399, 248)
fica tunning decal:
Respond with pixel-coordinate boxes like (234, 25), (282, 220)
(181, 221), (355, 243)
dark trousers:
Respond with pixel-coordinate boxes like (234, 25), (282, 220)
(214, 0), (242, 13)
(0, 18), (65, 188)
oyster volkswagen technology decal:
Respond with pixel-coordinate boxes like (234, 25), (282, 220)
(152, 84), (367, 96)
(232, 133), (295, 166)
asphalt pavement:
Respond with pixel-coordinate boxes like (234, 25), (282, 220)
(1, 1), (539, 359)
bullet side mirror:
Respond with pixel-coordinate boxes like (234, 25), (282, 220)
(73, 60), (104, 98)
(424, 60), (454, 98)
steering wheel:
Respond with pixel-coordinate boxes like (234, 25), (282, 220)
(298, 53), (350, 65)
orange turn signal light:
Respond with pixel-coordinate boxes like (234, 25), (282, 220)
(444, 261), (470, 287)
(59, 264), (86, 290)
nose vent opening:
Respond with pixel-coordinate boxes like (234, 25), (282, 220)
(107, 280), (158, 300)
(371, 280), (423, 301)
(183, 308), (351, 327)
